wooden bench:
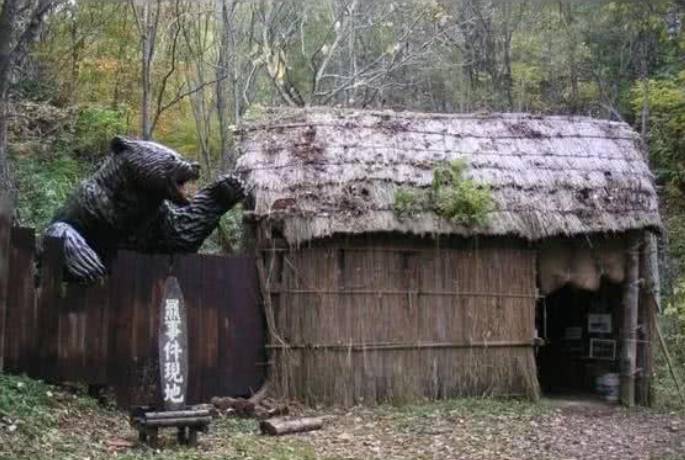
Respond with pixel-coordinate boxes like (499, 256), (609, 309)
(130, 405), (212, 446)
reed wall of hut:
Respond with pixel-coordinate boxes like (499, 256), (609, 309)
(258, 235), (540, 405)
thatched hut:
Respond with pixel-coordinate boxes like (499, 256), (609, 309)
(235, 108), (661, 406)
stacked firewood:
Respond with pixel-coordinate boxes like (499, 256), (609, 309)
(210, 385), (325, 436)
(210, 395), (289, 420)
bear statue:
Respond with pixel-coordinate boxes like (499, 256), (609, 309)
(44, 136), (246, 281)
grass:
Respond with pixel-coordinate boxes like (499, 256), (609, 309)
(0, 373), (321, 460)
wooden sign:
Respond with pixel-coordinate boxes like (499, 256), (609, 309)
(158, 276), (188, 411)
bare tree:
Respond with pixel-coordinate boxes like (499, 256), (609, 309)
(214, 0), (261, 169)
(0, 0), (61, 192)
(250, 0), (444, 109)
(130, 0), (162, 139)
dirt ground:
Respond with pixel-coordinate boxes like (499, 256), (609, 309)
(295, 398), (685, 460)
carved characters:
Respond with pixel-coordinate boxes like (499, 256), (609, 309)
(45, 136), (245, 281)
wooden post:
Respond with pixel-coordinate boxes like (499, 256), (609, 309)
(0, 193), (11, 371)
(637, 232), (659, 405)
(620, 235), (640, 407)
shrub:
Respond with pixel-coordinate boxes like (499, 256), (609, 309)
(12, 151), (89, 230)
(393, 187), (424, 217)
(392, 160), (493, 226)
(72, 105), (129, 160)
(431, 159), (493, 226)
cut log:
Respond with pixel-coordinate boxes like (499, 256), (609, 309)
(260, 416), (324, 436)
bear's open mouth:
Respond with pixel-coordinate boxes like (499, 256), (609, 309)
(169, 165), (201, 205)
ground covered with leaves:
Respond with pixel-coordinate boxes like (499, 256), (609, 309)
(1, 373), (684, 460)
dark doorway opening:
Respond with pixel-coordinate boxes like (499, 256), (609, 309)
(536, 281), (622, 396)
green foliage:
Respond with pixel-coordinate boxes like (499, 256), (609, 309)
(12, 150), (89, 230)
(392, 160), (494, 226)
(654, 277), (685, 412)
(0, 373), (103, 459)
(73, 105), (130, 159)
(630, 71), (685, 184)
(10, 78), (59, 103)
(393, 187), (424, 217)
(0, 374), (58, 429)
(431, 160), (493, 226)
(199, 204), (245, 254)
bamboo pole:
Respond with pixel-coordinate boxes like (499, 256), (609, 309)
(620, 235), (640, 407)
(265, 340), (535, 351)
(266, 288), (537, 299)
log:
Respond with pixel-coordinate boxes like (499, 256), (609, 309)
(260, 416), (324, 436)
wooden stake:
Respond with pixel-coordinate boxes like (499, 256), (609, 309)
(620, 236), (640, 407)
(260, 416), (324, 436)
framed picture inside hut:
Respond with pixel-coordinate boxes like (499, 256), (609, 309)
(589, 338), (616, 361)
(587, 314), (612, 334)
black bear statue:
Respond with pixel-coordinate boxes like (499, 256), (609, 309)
(45, 136), (246, 281)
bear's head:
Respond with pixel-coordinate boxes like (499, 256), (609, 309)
(110, 136), (200, 205)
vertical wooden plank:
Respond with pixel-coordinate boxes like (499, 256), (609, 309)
(57, 283), (87, 381)
(216, 254), (264, 398)
(200, 255), (220, 402)
(109, 251), (136, 407)
(83, 279), (109, 383)
(37, 237), (64, 381)
(0, 193), (11, 371)
(4, 227), (35, 373)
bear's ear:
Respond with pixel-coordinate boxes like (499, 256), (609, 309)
(110, 136), (131, 154)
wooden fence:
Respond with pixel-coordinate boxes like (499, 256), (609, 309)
(0, 224), (266, 408)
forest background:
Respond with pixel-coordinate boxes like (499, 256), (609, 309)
(1, 0), (684, 407)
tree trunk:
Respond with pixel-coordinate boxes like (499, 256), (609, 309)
(141, 1), (152, 139)
(0, 0), (18, 192)
(216, 0), (234, 171)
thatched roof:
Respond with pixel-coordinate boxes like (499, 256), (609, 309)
(235, 107), (661, 244)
